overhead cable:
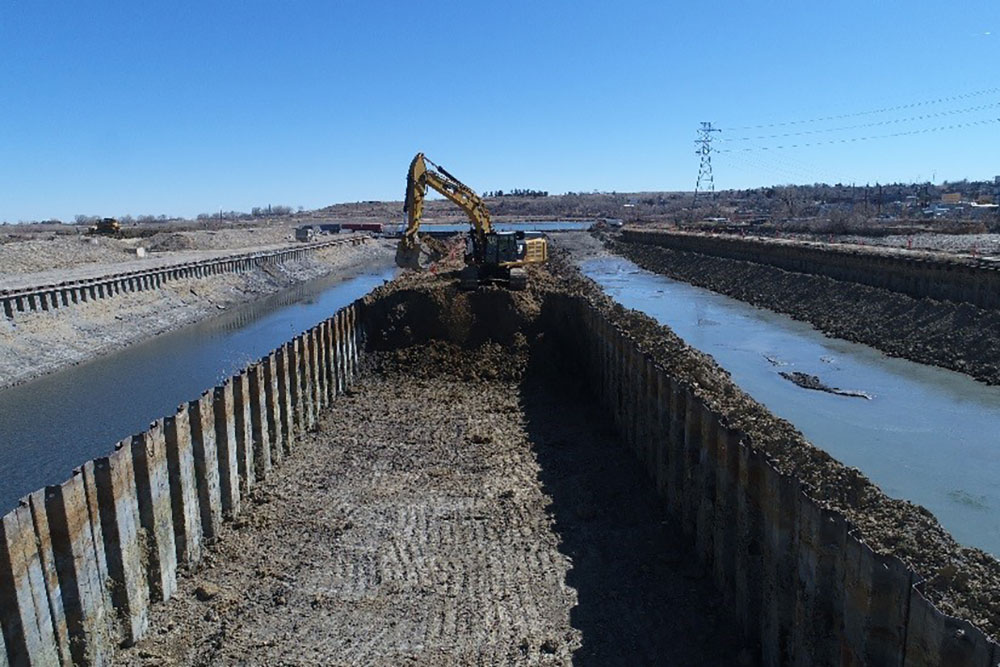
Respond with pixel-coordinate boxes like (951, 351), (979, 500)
(721, 87), (1000, 131)
(714, 117), (1000, 153)
(721, 102), (1000, 142)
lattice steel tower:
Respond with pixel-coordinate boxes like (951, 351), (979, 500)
(693, 121), (721, 204)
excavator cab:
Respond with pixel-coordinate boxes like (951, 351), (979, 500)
(482, 231), (521, 265)
(459, 231), (529, 290)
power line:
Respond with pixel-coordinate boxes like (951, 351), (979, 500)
(716, 150), (856, 186)
(715, 117), (1000, 153)
(722, 86), (1000, 130)
(721, 101), (1000, 142)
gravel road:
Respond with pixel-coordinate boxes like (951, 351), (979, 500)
(823, 232), (1000, 256)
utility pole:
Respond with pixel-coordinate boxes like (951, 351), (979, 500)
(693, 121), (721, 205)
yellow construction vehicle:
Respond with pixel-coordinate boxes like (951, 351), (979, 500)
(87, 218), (123, 237)
(396, 153), (547, 290)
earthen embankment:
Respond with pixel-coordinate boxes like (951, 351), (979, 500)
(614, 230), (1000, 385)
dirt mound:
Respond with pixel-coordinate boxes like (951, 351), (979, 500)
(0, 235), (129, 276)
(363, 269), (544, 351)
(147, 232), (197, 252)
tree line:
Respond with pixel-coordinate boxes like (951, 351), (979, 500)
(483, 189), (549, 198)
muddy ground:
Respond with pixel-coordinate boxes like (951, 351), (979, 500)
(0, 240), (393, 389)
(116, 340), (746, 666)
(601, 232), (1000, 386)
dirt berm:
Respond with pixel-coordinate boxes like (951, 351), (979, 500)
(609, 233), (1000, 386)
(119, 257), (999, 664)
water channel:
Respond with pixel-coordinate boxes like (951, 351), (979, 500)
(0, 263), (396, 513)
(582, 256), (1000, 556)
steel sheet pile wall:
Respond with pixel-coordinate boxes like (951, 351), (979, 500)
(0, 236), (369, 320)
(549, 294), (1000, 666)
(623, 229), (1000, 309)
(0, 302), (363, 665)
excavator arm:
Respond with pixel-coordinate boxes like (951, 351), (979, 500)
(398, 153), (494, 270)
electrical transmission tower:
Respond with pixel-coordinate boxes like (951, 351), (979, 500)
(693, 121), (721, 204)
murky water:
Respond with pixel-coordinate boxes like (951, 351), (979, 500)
(583, 256), (1000, 557)
(0, 265), (395, 513)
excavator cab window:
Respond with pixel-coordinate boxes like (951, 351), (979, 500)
(488, 232), (520, 264)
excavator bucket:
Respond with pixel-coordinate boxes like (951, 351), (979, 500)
(395, 234), (447, 271)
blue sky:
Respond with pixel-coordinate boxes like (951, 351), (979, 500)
(1, 1), (997, 222)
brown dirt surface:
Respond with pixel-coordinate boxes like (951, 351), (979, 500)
(115, 343), (744, 665)
(609, 235), (1000, 386)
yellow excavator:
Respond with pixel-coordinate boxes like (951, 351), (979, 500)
(395, 153), (548, 290)
(87, 217), (123, 238)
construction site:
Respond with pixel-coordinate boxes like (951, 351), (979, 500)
(0, 144), (998, 667)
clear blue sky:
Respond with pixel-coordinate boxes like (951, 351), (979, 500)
(1, 1), (997, 222)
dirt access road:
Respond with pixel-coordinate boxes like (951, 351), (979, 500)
(116, 344), (745, 666)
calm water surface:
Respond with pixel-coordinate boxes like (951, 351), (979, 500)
(583, 256), (1000, 556)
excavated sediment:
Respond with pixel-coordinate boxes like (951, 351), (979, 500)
(109, 258), (999, 664)
(115, 269), (745, 665)
(359, 260), (1000, 640)
(610, 236), (1000, 386)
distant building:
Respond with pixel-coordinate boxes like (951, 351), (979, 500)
(941, 193), (962, 204)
